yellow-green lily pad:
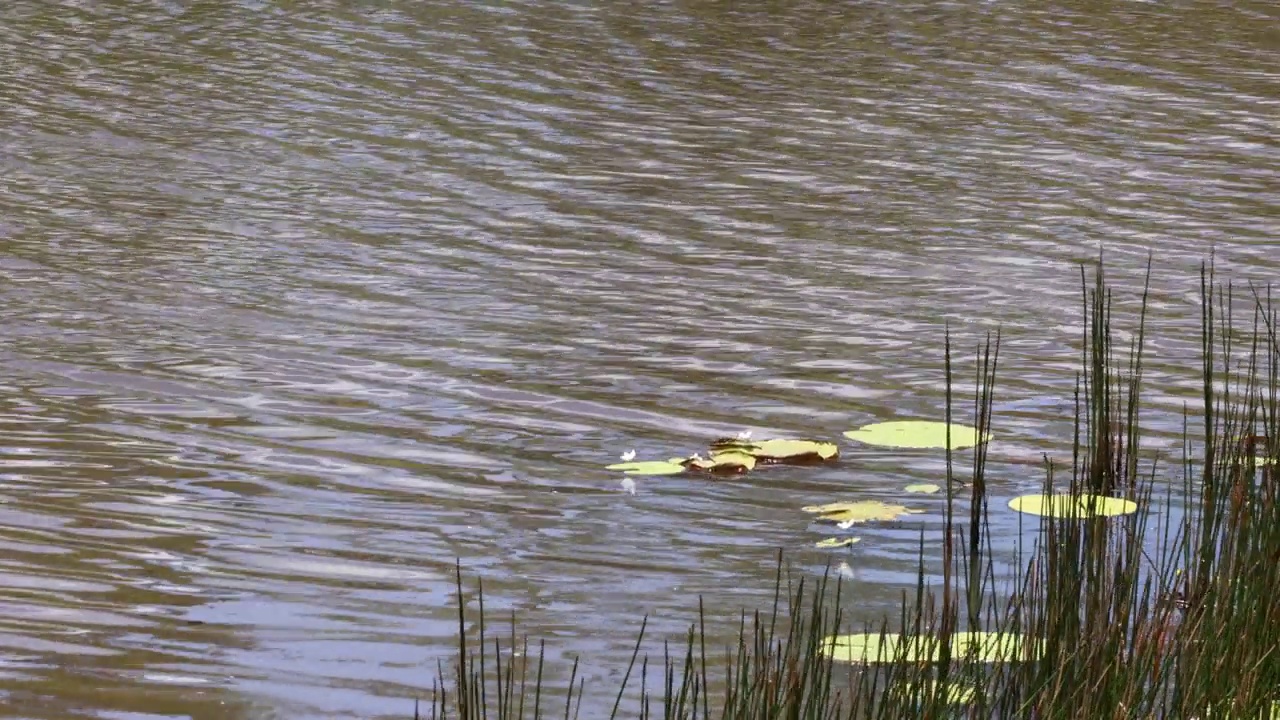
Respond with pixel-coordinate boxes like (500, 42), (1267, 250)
(686, 451), (756, 475)
(1008, 493), (1137, 518)
(802, 500), (924, 525)
(606, 460), (687, 476)
(709, 437), (839, 464)
(815, 537), (860, 549)
(823, 631), (1042, 664)
(904, 483), (942, 494)
(844, 421), (991, 450)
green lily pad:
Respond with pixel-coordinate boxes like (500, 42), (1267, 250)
(802, 500), (924, 525)
(823, 631), (1042, 664)
(605, 460), (687, 476)
(709, 437), (840, 464)
(686, 451), (756, 475)
(904, 483), (942, 494)
(1008, 493), (1138, 518)
(815, 536), (861, 549)
(843, 421), (991, 450)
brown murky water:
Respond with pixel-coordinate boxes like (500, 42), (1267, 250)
(0, 0), (1277, 717)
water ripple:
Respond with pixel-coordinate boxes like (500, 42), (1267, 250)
(0, 0), (1277, 716)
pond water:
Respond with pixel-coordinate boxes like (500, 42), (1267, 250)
(0, 0), (1277, 717)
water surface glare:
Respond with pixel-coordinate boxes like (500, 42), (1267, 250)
(0, 0), (1278, 717)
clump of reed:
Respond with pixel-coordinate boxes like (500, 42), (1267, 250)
(418, 259), (1280, 720)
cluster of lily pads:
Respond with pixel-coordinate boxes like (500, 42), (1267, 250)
(604, 420), (1268, 703)
(607, 434), (841, 476)
(605, 420), (1141, 549)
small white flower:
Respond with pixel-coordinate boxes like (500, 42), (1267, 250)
(737, 430), (752, 440)
(620, 449), (636, 462)
(691, 452), (703, 460)
(621, 478), (637, 495)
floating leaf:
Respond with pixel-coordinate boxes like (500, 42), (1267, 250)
(686, 451), (756, 475)
(904, 483), (942, 494)
(802, 500), (924, 525)
(1008, 493), (1137, 518)
(823, 631), (1042, 664)
(709, 437), (839, 464)
(606, 460), (686, 476)
(815, 537), (860, 549)
(843, 421), (990, 450)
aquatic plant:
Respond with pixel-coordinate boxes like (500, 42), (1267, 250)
(815, 537), (861, 549)
(421, 258), (1280, 720)
(822, 631), (1042, 664)
(685, 451), (757, 474)
(708, 438), (840, 464)
(1006, 492), (1138, 518)
(843, 420), (990, 450)
(606, 459), (689, 476)
(605, 452), (757, 476)
(801, 500), (924, 527)
(605, 438), (835, 479)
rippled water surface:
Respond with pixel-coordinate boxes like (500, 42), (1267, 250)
(1, 0), (1278, 717)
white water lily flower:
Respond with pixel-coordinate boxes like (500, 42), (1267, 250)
(737, 430), (752, 440)
(619, 449), (636, 462)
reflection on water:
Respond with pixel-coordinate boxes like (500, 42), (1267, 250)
(0, 0), (1277, 716)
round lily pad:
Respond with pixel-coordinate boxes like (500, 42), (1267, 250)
(1008, 493), (1138, 518)
(815, 537), (860, 549)
(904, 483), (942, 494)
(844, 421), (991, 450)
(605, 460), (686, 476)
(802, 500), (924, 525)
(708, 438), (839, 464)
(823, 631), (1041, 664)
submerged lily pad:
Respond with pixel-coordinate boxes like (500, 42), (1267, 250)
(815, 536), (861, 549)
(904, 483), (942, 494)
(803, 500), (924, 525)
(709, 437), (839, 464)
(606, 460), (687, 476)
(686, 451), (757, 475)
(843, 421), (991, 450)
(1008, 493), (1138, 518)
(823, 631), (1042, 664)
